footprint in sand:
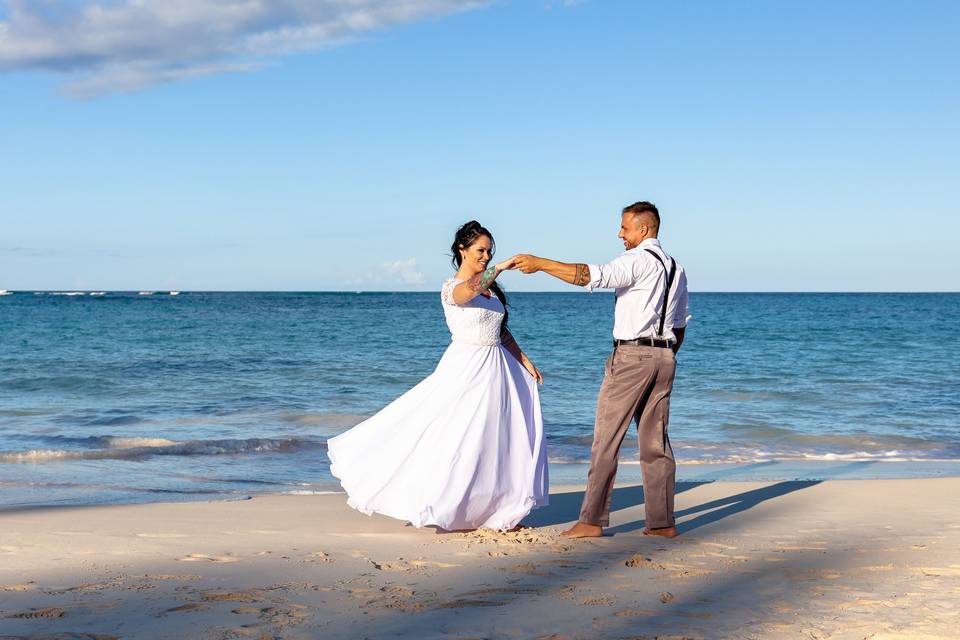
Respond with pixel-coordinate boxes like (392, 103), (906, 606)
(259, 603), (310, 626)
(201, 588), (274, 602)
(431, 586), (542, 610)
(177, 553), (240, 563)
(360, 586), (436, 612)
(6, 606), (67, 619)
(224, 604), (311, 627)
(437, 598), (506, 609)
(919, 566), (960, 577)
(499, 562), (553, 576)
(557, 585), (578, 601)
(410, 559), (459, 570)
(4, 634), (117, 640)
(580, 596), (615, 606)
(369, 557), (460, 572)
(43, 581), (122, 595)
(625, 554), (666, 570)
(300, 551), (333, 564)
(665, 565), (716, 578)
(161, 603), (209, 615)
(369, 559), (410, 572)
(231, 606), (261, 614)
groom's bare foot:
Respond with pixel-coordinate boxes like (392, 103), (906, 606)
(560, 522), (603, 538)
(642, 525), (679, 538)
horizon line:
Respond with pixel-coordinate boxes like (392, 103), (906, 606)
(5, 290), (959, 295)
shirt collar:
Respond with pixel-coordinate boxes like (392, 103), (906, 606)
(628, 238), (661, 252)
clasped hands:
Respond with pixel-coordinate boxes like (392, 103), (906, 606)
(494, 254), (543, 274)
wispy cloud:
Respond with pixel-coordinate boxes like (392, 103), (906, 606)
(0, 244), (128, 258)
(0, 0), (489, 96)
(383, 257), (425, 285)
(346, 257), (426, 288)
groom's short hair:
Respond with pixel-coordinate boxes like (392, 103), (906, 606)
(622, 201), (660, 230)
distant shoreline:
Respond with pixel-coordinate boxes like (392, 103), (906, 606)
(4, 290), (959, 295)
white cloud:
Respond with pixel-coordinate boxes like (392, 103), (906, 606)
(345, 257), (426, 288)
(383, 257), (425, 285)
(0, 0), (489, 96)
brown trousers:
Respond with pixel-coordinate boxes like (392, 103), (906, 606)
(579, 344), (677, 529)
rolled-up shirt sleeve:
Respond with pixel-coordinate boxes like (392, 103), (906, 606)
(585, 253), (641, 292)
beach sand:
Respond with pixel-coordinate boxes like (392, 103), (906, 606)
(2, 478), (959, 639)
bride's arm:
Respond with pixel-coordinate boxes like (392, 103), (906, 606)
(452, 256), (517, 304)
(501, 327), (543, 384)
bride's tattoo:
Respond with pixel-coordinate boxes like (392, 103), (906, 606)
(467, 266), (498, 292)
(573, 263), (590, 286)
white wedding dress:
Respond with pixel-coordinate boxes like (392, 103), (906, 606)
(327, 278), (548, 531)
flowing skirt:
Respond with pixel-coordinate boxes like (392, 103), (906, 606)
(327, 341), (548, 531)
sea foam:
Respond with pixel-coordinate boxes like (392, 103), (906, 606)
(0, 436), (322, 464)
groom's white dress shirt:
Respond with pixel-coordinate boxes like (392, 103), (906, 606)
(585, 238), (690, 342)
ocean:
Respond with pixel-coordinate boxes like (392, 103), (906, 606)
(1, 290), (958, 508)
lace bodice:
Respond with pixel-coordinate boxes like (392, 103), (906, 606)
(440, 278), (504, 346)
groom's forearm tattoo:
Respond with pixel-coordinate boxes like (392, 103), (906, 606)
(573, 263), (590, 286)
(467, 266), (498, 292)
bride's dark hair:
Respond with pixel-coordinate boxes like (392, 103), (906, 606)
(451, 220), (508, 327)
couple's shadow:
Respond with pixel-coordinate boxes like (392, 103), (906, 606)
(521, 480), (820, 535)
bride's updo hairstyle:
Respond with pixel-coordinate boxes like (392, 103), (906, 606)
(451, 220), (509, 327)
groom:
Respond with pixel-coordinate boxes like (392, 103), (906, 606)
(514, 201), (689, 538)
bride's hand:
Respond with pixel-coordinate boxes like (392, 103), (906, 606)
(495, 255), (518, 272)
(523, 358), (543, 385)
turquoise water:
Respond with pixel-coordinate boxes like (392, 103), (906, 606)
(1, 291), (958, 508)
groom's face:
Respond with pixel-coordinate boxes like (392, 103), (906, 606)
(618, 213), (646, 250)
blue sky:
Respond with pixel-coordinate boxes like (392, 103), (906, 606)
(1, 0), (957, 292)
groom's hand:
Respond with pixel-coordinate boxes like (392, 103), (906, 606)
(514, 254), (543, 274)
(514, 255), (591, 287)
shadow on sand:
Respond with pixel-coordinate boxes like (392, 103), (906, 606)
(522, 480), (821, 536)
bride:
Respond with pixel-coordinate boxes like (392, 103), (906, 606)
(327, 220), (548, 531)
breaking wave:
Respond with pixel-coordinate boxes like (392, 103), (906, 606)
(0, 436), (323, 464)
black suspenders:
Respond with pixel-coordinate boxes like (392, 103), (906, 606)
(644, 249), (677, 338)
